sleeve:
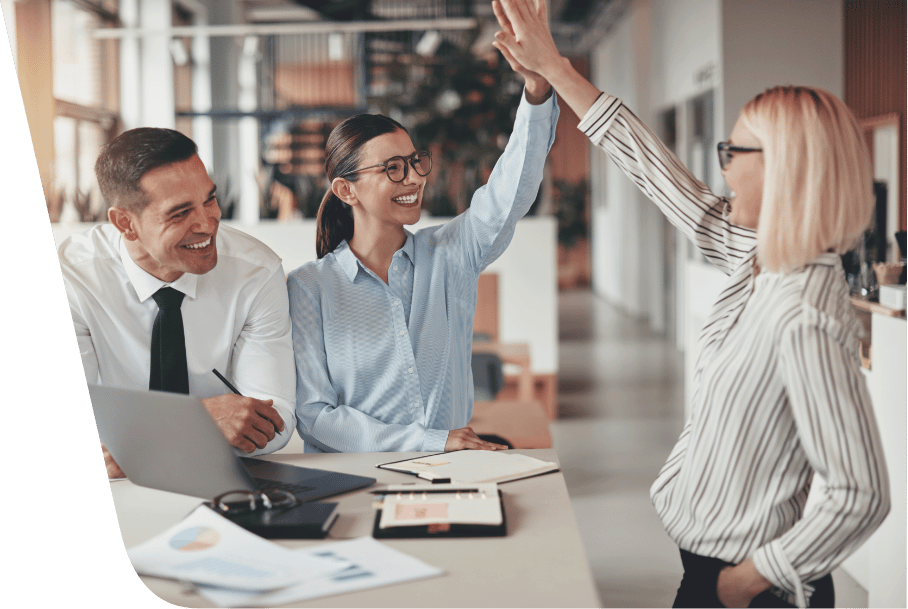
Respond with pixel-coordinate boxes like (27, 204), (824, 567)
(230, 264), (297, 456)
(577, 93), (756, 276)
(288, 272), (449, 453)
(62, 274), (101, 385)
(751, 307), (890, 607)
(434, 89), (559, 277)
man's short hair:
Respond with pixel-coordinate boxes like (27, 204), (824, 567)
(95, 127), (198, 214)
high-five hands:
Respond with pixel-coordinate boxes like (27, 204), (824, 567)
(491, 0), (552, 104)
(445, 427), (509, 451)
(492, 0), (562, 78)
(492, 0), (604, 124)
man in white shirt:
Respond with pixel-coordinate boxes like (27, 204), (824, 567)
(58, 128), (296, 478)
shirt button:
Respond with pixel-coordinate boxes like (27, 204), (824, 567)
(393, 265), (398, 271)
(399, 330), (405, 336)
(408, 368), (413, 373)
(393, 301), (399, 306)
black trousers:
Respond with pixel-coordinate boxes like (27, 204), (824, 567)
(673, 550), (835, 608)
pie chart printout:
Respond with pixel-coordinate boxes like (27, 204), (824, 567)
(169, 527), (221, 552)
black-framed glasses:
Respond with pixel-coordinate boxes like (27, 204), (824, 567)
(212, 488), (296, 515)
(341, 150), (432, 183)
(717, 141), (762, 170)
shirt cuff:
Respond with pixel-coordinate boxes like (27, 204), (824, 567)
(422, 428), (450, 452)
(520, 87), (557, 121)
(576, 92), (623, 142)
(752, 541), (813, 608)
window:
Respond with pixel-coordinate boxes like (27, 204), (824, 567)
(49, 0), (120, 222)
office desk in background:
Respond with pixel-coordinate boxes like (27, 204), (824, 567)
(109, 449), (600, 608)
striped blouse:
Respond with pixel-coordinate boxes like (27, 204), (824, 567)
(578, 93), (890, 607)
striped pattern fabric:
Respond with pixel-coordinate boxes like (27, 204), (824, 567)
(287, 93), (559, 454)
(578, 93), (890, 607)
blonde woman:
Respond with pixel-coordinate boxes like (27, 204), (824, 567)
(492, 1), (890, 607)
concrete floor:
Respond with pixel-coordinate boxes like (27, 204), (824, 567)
(552, 289), (868, 608)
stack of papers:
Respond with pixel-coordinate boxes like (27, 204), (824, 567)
(127, 505), (442, 606)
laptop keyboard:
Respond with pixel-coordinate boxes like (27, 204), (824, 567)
(254, 479), (317, 497)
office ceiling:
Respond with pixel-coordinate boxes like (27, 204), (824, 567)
(239, 0), (627, 54)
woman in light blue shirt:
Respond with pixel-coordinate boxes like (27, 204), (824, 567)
(287, 64), (558, 453)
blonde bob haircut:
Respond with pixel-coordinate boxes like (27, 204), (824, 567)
(739, 85), (873, 273)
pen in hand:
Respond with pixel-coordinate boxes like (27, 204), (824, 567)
(212, 368), (242, 395)
(212, 369), (281, 434)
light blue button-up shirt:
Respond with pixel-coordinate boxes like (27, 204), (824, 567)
(287, 92), (559, 453)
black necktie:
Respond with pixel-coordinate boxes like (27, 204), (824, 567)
(149, 287), (189, 394)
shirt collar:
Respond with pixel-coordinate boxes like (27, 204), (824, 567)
(811, 252), (842, 267)
(333, 240), (361, 283)
(399, 230), (415, 265)
(334, 232), (415, 283)
(118, 232), (199, 302)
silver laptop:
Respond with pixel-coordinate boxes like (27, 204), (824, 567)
(88, 384), (375, 500)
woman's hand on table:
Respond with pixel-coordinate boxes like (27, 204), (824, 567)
(445, 427), (509, 451)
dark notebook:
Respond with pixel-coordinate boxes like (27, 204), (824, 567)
(213, 501), (340, 539)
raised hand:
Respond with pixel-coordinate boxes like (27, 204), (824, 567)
(494, 0), (602, 121)
(491, 0), (552, 103)
(492, 0), (562, 78)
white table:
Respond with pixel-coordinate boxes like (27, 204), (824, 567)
(109, 449), (601, 608)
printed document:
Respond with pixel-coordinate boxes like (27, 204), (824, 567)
(127, 504), (349, 591)
(197, 537), (443, 606)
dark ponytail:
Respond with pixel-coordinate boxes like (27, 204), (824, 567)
(315, 190), (354, 259)
(316, 114), (407, 258)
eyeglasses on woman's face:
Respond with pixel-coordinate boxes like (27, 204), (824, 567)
(341, 150), (433, 183)
(717, 141), (762, 171)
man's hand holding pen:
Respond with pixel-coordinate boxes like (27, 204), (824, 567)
(201, 394), (285, 453)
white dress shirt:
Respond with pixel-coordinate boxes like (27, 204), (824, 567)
(58, 223), (297, 455)
(579, 94), (890, 607)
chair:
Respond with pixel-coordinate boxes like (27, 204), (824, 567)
(471, 352), (505, 402)
(470, 352), (512, 448)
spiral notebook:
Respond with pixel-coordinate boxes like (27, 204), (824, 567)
(372, 483), (506, 538)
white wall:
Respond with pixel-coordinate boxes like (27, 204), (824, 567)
(856, 315), (906, 607)
(589, 0), (651, 316)
(590, 0), (722, 322)
(721, 0), (843, 136)
(649, 0), (722, 107)
(51, 216), (559, 375)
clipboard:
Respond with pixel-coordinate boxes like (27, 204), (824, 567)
(371, 483), (507, 538)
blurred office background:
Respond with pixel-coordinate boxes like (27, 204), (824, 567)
(4, 0), (905, 606)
